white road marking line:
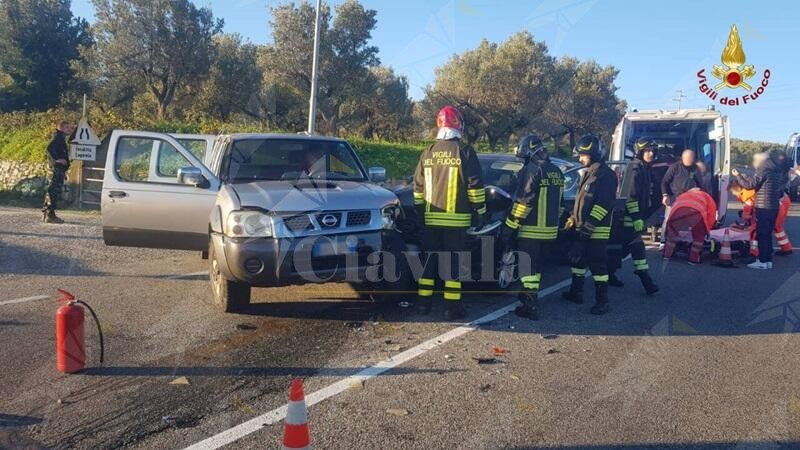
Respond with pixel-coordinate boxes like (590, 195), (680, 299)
(166, 271), (208, 280)
(0, 295), (50, 306)
(183, 277), (573, 450)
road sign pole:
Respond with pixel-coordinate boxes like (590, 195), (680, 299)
(307, 0), (322, 135)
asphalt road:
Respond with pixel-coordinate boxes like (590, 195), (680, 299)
(2, 205), (800, 450)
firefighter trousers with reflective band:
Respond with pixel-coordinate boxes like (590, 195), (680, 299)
(43, 165), (66, 214)
(608, 224), (648, 274)
(417, 227), (470, 302)
(570, 239), (609, 285)
(517, 238), (546, 294)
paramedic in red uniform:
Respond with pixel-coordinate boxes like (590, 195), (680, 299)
(662, 188), (716, 265)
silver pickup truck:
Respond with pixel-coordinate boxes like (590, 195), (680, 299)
(101, 131), (408, 312)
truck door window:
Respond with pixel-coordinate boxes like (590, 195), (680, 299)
(115, 136), (189, 184)
(156, 141), (192, 178)
(177, 139), (207, 160)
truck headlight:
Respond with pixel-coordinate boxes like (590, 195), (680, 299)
(226, 211), (273, 237)
(381, 205), (399, 229)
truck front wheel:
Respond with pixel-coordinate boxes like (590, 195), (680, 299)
(209, 244), (251, 313)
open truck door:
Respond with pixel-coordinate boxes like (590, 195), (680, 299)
(101, 130), (220, 250)
(711, 115), (731, 223)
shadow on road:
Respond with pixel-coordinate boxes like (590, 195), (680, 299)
(0, 413), (43, 427)
(0, 243), (103, 276)
(0, 230), (102, 241)
(505, 442), (800, 449)
(81, 365), (460, 377)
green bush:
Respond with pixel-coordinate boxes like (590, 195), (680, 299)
(349, 139), (426, 180)
(0, 110), (518, 180)
(0, 110), (74, 163)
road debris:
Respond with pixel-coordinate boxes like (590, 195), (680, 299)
(542, 334), (559, 340)
(345, 321), (363, 329)
(546, 348), (559, 354)
(169, 376), (191, 385)
(232, 398), (256, 414)
(444, 354), (455, 361)
(492, 346), (508, 355)
(514, 398), (537, 413)
(472, 357), (503, 365)
(479, 383), (492, 392)
(349, 379), (365, 390)
(387, 408), (410, 416)
(236, 323), (257, 331)
(510, 375), (520, 381)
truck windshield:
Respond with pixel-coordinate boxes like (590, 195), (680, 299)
(223, 139), (366, 183)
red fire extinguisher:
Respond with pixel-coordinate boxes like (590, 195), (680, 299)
(56, 289), (104, 373)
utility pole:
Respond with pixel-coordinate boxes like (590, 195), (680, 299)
(307, 0), (322, 135)
(673, 89), (687, 110)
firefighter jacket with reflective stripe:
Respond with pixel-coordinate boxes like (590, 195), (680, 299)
(505, 158), (564, 240)
(619, 158), (651, 228)
(413, 139), (486, 228)
(572, 161), (617, 240)
(669, 189), (716, 230)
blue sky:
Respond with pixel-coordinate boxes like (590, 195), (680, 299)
(71, 0), (799, 143)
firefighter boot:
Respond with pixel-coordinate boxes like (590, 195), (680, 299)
(43, 211), (64, 224)
(561, 275), (585, 304)
(416, 297), (432, 315)
(514, 291), (539, 320)
(590, 282), (610, 315)
(443, 302), (466, 321)
(608, 271), (624, 287)
(635, 270), (659, 296)
(416, 278), (434, 315)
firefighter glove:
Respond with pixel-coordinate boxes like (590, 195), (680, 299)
(576, 226), (592, 241)
(633, 219), (644, 232)
(474, 211), (488, 229)
(497, 222), (516, 248)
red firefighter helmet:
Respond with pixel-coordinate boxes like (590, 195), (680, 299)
(436, 106), (464, 132)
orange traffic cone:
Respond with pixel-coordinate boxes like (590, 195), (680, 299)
(283, 378), (311, 450)
(714, 228), (735, 268)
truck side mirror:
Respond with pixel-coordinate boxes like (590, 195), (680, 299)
(368, 166), (386, 183)
(177, 166), (205, 186)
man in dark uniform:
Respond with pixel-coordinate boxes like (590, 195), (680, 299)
(607, 137), (659, 295)
(413, 106), (487, 320)
(497, 134), (564, 320)
(42, 120), (73, 224)
(562, 134), (617, 315)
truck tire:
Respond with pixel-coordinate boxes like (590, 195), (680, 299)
(209, 244), (251, 313)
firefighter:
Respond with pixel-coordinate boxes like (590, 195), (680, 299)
(607, 138), (659, 295)
(42, 120), (73, 224)
(497, 134), (564, 320)
(562, 134), (617, 315)
(413, 106), (487, 320)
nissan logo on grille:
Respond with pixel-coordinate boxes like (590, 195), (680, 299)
(320, 214), (339, 227)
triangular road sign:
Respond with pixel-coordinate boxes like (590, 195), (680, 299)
(72, 116), (101, 146)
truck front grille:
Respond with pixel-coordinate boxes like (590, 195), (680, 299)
(346, 210), (371, 226)
(278, 209), (376, 236)
(315, 212), (343, 229)
(283, 215), (313, 232)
